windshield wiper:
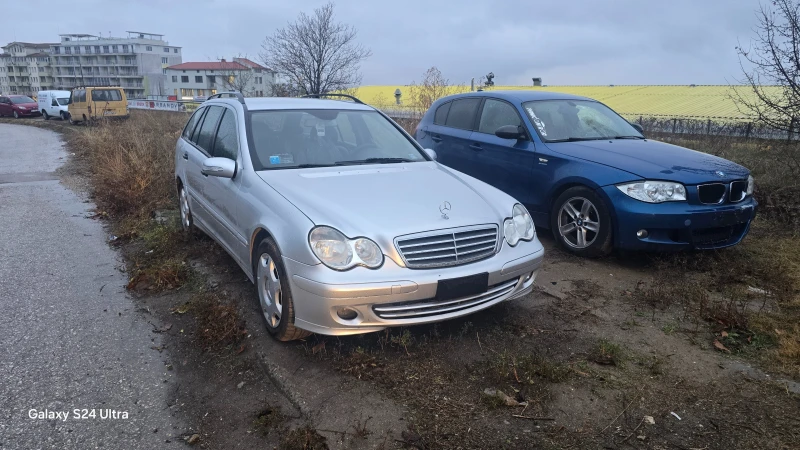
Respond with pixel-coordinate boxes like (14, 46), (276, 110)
(546, 137), (607, 142)
(334, 157), (415, 165)
(612, 135), (645, 140)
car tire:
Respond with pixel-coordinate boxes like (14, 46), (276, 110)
(42, 110), (49, 120)
(550, 186), (613, 257)
(68, 113), (76, 125)
(254, 237), (311, 342)
(13, 111), (19, 119)
(178, 184), (194, 233)
(60, 112), (67, 121)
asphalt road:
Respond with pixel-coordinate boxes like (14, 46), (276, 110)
(0, 123), (184, 449)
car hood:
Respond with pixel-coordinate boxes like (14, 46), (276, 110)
(256, 162), (509, 240)
(545, 139), (749, 184)
(14, 102), (38, 109)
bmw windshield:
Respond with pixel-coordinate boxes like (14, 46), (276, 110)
(248, 109), (427, 170)
(523, 100), (643, 142)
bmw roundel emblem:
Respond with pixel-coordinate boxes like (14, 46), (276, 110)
(715, 171), (726, 178)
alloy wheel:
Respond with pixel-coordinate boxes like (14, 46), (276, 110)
(557, 196), (600, 249)
(13, 111), (19, 119)
(179, 188), (191, 230)
(258, 254), (283, 329)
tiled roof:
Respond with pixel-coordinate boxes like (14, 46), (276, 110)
(233, 57), (270, 71)
(354, 85), (784, 120)
(166, 61), (249, 71)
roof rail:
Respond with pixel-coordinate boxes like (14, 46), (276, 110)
(301, 93), (364, 104)
(207, 91), (246, 105)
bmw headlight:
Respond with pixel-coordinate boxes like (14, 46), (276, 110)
(746, 175), (754, 196)
(504, 204), (535, 246)
(309, 226), (383, 270)
(616, 181), (686, 203)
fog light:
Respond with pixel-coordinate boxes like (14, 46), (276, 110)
(336, 307), (358, 320)
(636, 229), (649, 239)
(523, 271), (535, 282)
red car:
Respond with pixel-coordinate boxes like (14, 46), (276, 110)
(0, 95), (41, 118)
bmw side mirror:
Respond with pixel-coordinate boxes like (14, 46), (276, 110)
(201, 157), (236, 178)
(423, 148), (437, 161)
(630, 122), (644, 135)
(495, 125), (526, 140)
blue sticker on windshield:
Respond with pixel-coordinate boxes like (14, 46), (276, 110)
(269, 155), (280, 164)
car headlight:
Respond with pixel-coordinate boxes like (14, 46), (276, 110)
(616, 181), (686, 203)
(504, 204), (535, 246)
(18, 106), (27, 110)
(746, 175), (754, 196)
(309, 226), (383, 270)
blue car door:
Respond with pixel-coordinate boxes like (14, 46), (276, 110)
(429, 97), (482, 174)
(468, 98), (537, 206)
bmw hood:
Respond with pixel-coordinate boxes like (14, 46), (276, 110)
(257, 162), (510, 239)
(545, 139), (750, 184)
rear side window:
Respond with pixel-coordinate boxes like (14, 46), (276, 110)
(91, 89), (122, 102)
(433, 102), (451, 125)
(195, 106), (224, 152)
(212, 109), (239, 160)
(183, 107), (205, 141)
(445, 98), (481, 130)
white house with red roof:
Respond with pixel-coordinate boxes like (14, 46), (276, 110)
(164, 57), (275, 100)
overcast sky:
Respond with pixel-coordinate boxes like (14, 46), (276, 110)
(1, 0), (760, 86)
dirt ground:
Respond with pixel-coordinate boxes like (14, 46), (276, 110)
(7, 115), (799, 449)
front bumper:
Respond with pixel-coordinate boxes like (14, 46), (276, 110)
(284, 240), (545, 336)
(16, 109), (41, 116)
(603, 186), (758, 251)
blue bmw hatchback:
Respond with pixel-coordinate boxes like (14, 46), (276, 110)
(415, 91), (758, 256)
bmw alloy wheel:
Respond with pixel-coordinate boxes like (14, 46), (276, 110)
(258, 254), (283, 329)
(557, 196), (600, 249)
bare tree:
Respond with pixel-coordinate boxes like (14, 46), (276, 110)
(260, 2), (371, 95)
(407, 67), (463, 116)
(214, 55), (257, 97)
(735, 0), (800, 134)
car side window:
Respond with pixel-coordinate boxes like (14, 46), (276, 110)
(434, 102), (451, 125)
(478, 99), (523, 134)
(212, 109), (239, 160)
(195, 106), (224, 153)
(444, 98), (481, 130)
(183, 107), (205, 141)
(52, 98), (58, 107)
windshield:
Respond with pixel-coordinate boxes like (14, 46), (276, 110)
(248, 109), (427, 170)
(11, 96), (35, 104)
(522, 100), (643, 142)
(57, 98), (70, 106)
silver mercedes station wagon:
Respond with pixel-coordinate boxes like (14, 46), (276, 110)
(175, 92), (545, 341)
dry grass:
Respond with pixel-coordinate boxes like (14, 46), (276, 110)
(193, 291), (248, 350)
(69, 110), (189, 219)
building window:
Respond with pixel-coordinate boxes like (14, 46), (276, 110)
(164, 47), (169, 52)
(181, 88), (193, 97)
(208, 75), (215, 84)
(172, 75), (177, 82)
(74, 46), (81, 54)
(162, 69), (167, 75)
(85, 46), (92, 54)
(112, 45), (118, 52)
(255, 69), (262, 73)
(122, 45), (129, 53)
(173, 48), (178, 53)
(146, 46), (153, 51)
(65, 47), (71, 54)
(162, 57), (168, 64)
(181, 76), (189, 83)
(103, 46), (109, 53)
(195, 76), (203, 83)
(197, 89), (205, 97)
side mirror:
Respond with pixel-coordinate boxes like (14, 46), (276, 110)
(495, 125), (526, 140)
(423, 148), (437, 161)
(201, 157), (236, 178)
(630, 122), (644, 135)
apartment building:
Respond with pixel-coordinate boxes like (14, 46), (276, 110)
(0, 42), (58, 96)
(164, 57), (275, 100)
(49, 32), (182, 99)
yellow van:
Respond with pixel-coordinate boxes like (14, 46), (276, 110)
(67, 86), (129, 124)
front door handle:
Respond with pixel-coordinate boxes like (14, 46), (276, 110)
(431, 135), (442, 142)
(182, 152), (189, 160)
(469, 143), (483, 151)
